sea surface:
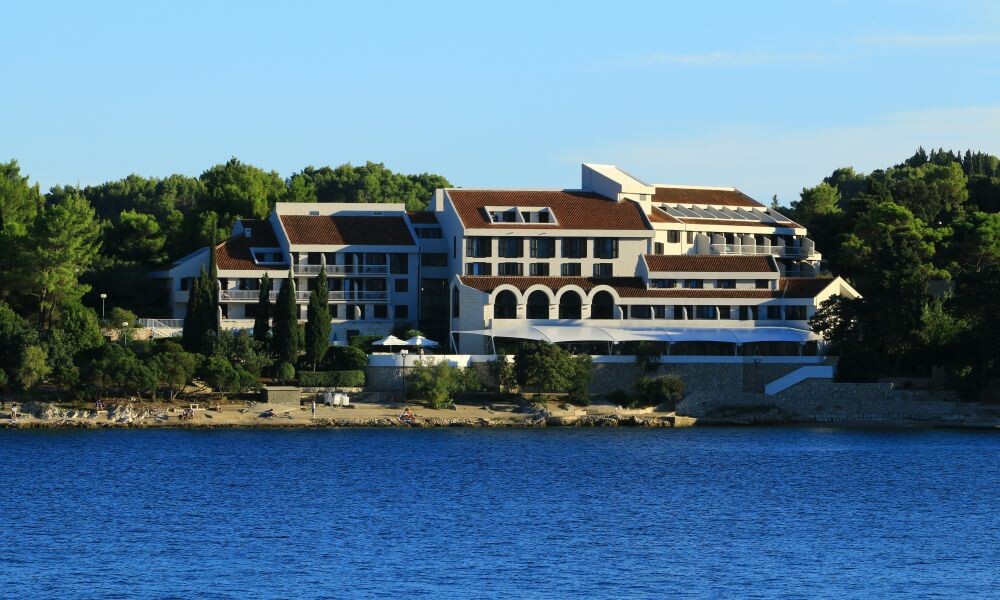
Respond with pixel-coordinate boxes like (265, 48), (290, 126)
(1, 427), (997, 599)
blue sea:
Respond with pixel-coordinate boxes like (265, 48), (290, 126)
(1, 428), (997, 599)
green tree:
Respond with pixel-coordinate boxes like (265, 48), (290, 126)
(253, 273), (272, 343)
(17, 345), (50, 392)
(20, 193), (102, 326)
(790, 182), (842, 228)
(199, 157), (285, 225)
(406, 359), (480, 408)
(513, 342), (590, 394)
(149, 341), (200, 401)
(215, 330), (271, 376)
(0, 301), (38, 384)
(44, 301), (104, 387)
(105, 209), (167, 264)
(304, 257), (331, 370)
(271, 271), (300, 364)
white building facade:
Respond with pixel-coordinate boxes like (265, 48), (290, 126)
(154, 164), (859, 353)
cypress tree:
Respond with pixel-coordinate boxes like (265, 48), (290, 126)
(271, 269), (300, 365)
(182, 267), (207, 352)
(253, 273), (272, 343)
(305, 257), (331, 371)
(208, 231), (219, 335)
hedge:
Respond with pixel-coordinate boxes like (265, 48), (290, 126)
(298, 370), (366, 387)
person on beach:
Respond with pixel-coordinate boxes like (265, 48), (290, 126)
(311, 400), (317, 419)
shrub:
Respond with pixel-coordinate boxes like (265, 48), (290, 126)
(634, 375), (684, 409)
(325, 346), (368, 371)
(634, 341), (663, 374)
(514, 342), (592, 394)
(607, 389), (633, 407)
(298, 370), (366, 388)
(836, 348), (881, 383)
(275, 361), (296, 383)
(348, 334), (380, 352)
(406, 359), (479, 409)
(201, 355), (257, 393)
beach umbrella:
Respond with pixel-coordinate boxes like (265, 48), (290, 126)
(405, 335), (439, 348)
(374, 335), (409, 348)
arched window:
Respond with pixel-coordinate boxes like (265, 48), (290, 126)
(494, 290), (517, 319)
(591, 291), (615, 319)
(526, 290), (550, 319)
(558, 290), (582, 319)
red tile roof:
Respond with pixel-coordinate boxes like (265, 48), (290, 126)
(680, 217), (802, 229)
(446, 190), (651, 231)
(654, 187), (765, 208)
(644, 255), (776, 273)
(459, 275), (836, 300)
(407, 211), (439, 224)
(279, 215), (416, 246)
(215, 219), (287, 271)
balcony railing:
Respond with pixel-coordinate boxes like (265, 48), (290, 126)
(221, 289), (389, 302)
(293, 264), (389, 276)
(709, 243), (814, 258)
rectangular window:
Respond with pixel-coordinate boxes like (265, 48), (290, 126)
(395, 305), (409, 319)
(686, 231), (694, 244)
(389, 253), (409, 274)
(421, 253), (447, 267)
(180, 277), (194, 291)
(717, 279), (735, 289)
(593, 263), (613, 278)
(538, 211), (550, 223)
(653, 305), (667, 319)
(498, 262), (523, 276)
(755, 279), (769, 289)
(684, 279), (703, 289)
(668, 230), (680, 244)
(466, 237), (491, 258)
(418, 227), (442, 239)
(766, 306), (782, 320)
(651, 279), (675, 289)
(465, 262), (492, 276)
(695, 306), (715, 319)
(594, 238), (619, 259)
(329, 304), (339, 319)
(674, 306), (687, 319)
(785, 305), (807, 320)
(498, 237), (523, 258)
(529, 263), (549, 276)
(560, 263), (581, 277)
(718, 306), (731, 319)
(453, 237), (457, 258)
(374, 305), (388, 319)
(561, 238), (587, 259)
(654, 242), (664, 255)
(394, 279), (408, 293)
(631, 305), (652, 319)
(530, 238), (555, 258)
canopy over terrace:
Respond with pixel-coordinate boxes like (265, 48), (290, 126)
(453, 325), (822, 355)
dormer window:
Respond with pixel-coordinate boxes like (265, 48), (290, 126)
(483, 206), (558, 225)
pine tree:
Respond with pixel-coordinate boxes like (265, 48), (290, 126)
(305, 257), (331, 370)
(253, 273), (272, 343)
(271, 269), (300, 365)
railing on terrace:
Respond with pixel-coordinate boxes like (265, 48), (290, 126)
(709, 243), (814, 258)
(138, 318), (184, 329)
(220, 290), (389, 302)
(293, 264), (389, 276)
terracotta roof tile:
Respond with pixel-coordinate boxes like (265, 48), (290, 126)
(446, 190), (651, 231)
(654, 187), (765, 208)
(279, 215), (416, 246)
(644, 255), (776, 273)
(215, 220), (287, 271)
(407, 211), (439, 224)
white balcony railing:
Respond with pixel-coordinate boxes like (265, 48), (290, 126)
(220, 289), (389, 302)
(293, 264), (389, 276)
(709, 243), (813, 258)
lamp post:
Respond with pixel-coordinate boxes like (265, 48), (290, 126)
(121, 322), (129, 348)
(100, 293), (107, 320)
(400, 348), (409, 396)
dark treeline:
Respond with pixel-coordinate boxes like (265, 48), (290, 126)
(784, 147), (999, 396)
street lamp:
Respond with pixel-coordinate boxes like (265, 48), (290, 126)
(100, 293), (107, 320)
(121, 321), (129, 348)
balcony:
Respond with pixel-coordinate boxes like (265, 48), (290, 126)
(709, 243), (815, 259)
(221, 290), (389, 302)
(293, 264), (389, 276)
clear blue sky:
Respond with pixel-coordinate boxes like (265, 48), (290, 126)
(3, 0), (999, 204)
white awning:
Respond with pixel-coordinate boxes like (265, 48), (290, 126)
(457, 324), (821, 344)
